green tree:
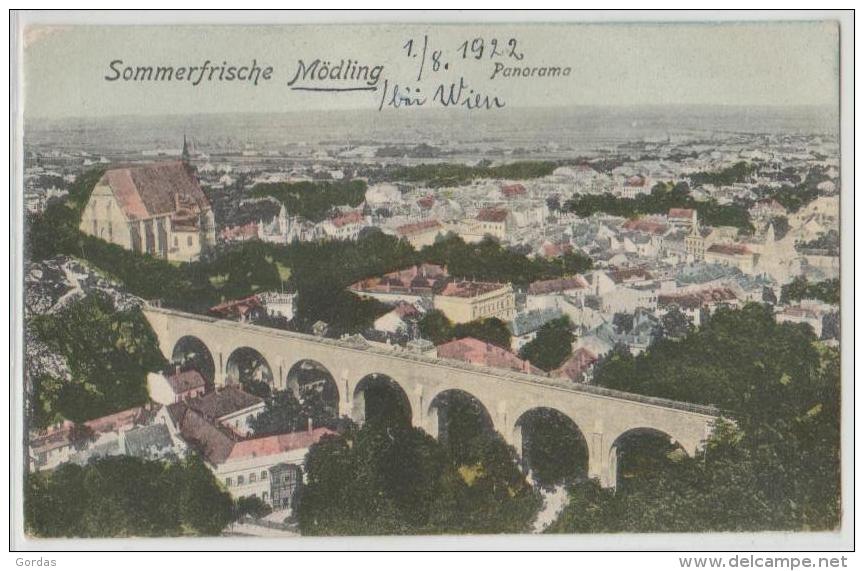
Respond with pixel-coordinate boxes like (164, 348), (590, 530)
(519, 317), (574, 371)
(549, 304), (840, 533)
(249, 389), (306, 436)
(28, 294), (166, 427)
(25, 455), (235, 537)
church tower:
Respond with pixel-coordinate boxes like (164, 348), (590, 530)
(182, 134), (191, 163)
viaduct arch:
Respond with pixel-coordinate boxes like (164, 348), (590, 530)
(146, 305), (718, 488)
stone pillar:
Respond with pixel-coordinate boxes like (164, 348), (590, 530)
(214, 351), (226, 388)
(495, 401), (511, 445)
(338, 370), (353, 419)
(587, 432), (617, 489)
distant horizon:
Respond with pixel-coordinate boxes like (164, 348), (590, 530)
(24, 102), (841, 123)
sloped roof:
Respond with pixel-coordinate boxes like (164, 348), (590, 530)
(166, 369), (207, 394)
(552, 348), (597, 382)
(528, 276), (588, 296)
(186, 386), (264, 420)
(437, 337), (539, 374)
(124, 424), (174, 458)
(167, 401), (334, 466)
(101, 161), (209, 221)
(226, 428), (335, 462)
(477, 208), (509, 223)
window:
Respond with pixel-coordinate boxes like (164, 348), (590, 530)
(225, 477), (232, 487)
(108, 222), (113, 240)
(250, 473), (257, 483)
(187, 236), (193, 247)
(174, 236), (178, 248)
(261, 471), (268, 480)
(237, 475), (244, 485)
(262, 492), (269, 502)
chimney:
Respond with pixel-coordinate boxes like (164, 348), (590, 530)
(307, 417), (313, 433)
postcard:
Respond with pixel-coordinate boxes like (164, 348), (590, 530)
(9, 10), (853, 552)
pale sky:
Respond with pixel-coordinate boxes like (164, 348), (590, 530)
(23, 21), (839, 119)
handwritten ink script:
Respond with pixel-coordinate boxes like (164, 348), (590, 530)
(104, 34), (571, 112)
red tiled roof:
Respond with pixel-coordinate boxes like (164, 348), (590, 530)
(166, 369), (207, 393)
(168, 402), (334, 465)
(391, 301), (420, 319)
(417, 195), (436, 209)
(186, 386), (264, 421)
(668, 208), (696, 220)
(221, 222), (259, 241)
(329, 210), (363, 227)
(396, 219), (442, 237)
(84, 406), (150, 434)
(477, 208), (509, 223)
(552, 348), (597, 382)
(227, 428), (336, 461)
(101, 161), (210, 221)
(707, 243), (751, 256)
(437, 337), (540, 374)
(350, 263), (449, 294)
(438, 280), (507, 298)
(626, 175), (646, 187)
(208, 295), (262, 319)
(501, 183), (527, 198)
(541, 241), (574, 258)
(621, 218), (668, 236)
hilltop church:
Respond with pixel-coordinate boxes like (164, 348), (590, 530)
(79, 138), (216, 262)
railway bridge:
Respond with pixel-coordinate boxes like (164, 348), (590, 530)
(143, 305), (719, 488)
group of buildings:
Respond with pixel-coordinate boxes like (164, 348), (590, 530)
(30, 369), (332, 511)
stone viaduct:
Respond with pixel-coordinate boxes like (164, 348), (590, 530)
(143, 305), (719, 488)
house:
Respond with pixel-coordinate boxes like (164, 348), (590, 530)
(257, 291), (297, 321)
(434, 281), (516, 324)
(79, 160), (216, 262)
(365, 183), (403, 208)
(775, 300), (837, 339)
(668, 208), (698, 228)
(508, 307), (564, 352)
(500, 183), (528, 199)
(395, 219), (445, 249)
(148, 368), (207, 405)
(592, 268), (659, 313)
(208, 295), (266, 323)
(220, 222), (260, 243)
(526, 276), (589, 310)
(28, 421), (77, 471)
(704, 244), (756, 274)
(460, 208), (510, 242)
(619, 175), (651, 199)
(552, 348), (598, 384)
(658, 287), (739, 327)
(349, 263), (450, 304)
(29, 405), (164, 471)
(184, 386), (266, 437)
(437, 337), (540, 374)
(319, 210), (366, 241)
(166, 402), (334, 508)
(749, 198), (788, 221)
(374, 301), (421, 334)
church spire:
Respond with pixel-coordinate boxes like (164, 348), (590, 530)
(182, 134), (191, 163)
